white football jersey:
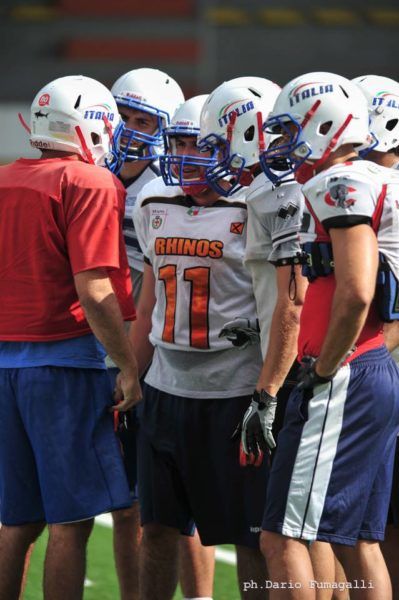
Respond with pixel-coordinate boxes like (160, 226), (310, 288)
(122, 164), (160, 272)
(302, 159), (399, 281)
(244, 172), (304, 355)
(133, 177), (258, 352)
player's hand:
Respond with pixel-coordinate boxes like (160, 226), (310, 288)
(112, 369), (142, 411)
(218, 317), (260, 350)
(233, 390), (277, 466)
(297, 356), (335, 391)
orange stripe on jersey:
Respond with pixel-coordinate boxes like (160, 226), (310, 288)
(159, 265), (177, 344)
(184, 267), (210, 349)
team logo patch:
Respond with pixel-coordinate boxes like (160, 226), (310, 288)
(325, 183), (357, 208)
(278, 203), (298, 219)
(152, 215), (163, 229)
(38, 93), (50, 107)
(230, 222), (245, 235)
(187, 206), (201, 216)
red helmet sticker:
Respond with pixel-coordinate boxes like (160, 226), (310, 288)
(38, 94), (50, 107)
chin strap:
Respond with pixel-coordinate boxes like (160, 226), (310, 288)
(75, 125), (95, 164)
(18, 113), (31, 134)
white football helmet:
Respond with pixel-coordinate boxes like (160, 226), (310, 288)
(29, 75), (120, 166)
(353, 75), (399, 154)
(261, 72), (372, 184)
(159, 94), (218, 194)
(111, 68), (184, 164)
(199, 76), (281, 196)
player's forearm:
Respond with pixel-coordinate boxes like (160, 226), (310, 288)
(256, 301), (301, 396)
(129, 309), (154, 377)
(316, 291), (371, 376)
(80, 293), (138, 375)
(384, 321), (399, 352)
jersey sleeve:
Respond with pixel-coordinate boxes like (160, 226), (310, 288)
(244, 200), (274, 262)
(267, 190), (303, 264)
(64, 181), (125, 275)
(132, 189), (150, 264)
(309, 173), (378, 230)
(244, 190), (303, 266)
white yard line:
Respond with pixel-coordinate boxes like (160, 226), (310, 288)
(95, 514), (237, 566)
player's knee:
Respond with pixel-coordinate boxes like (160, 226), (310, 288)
(112, 503), (139, 525)
(260, 530), (285, 562)
(48, 518), (94, 544)
(1, 521), (46, 545)
(142, 523), (179, 547)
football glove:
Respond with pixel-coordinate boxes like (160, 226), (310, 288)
(218, 317), (260, 350)
(233, 390), (277, 466)
(297, 356), (335, 390)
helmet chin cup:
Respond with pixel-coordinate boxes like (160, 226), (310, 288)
(182, 182), (209, 196)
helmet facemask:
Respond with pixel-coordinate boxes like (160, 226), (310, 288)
(160, 128), (217, 195)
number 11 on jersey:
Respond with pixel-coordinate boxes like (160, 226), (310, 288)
(158, 265), (210, 349)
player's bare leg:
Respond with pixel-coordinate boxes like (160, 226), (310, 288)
(139, 523), (180, 600)
(0, 522), (45, 600)
(332, 555), (348, 600)
(310, 542), (348, 600)
(43, 519), (94, 600)
(261, 531), (316, 599)
(19, 543), (35, 599)
(381, 525), (399, 600)
(333, 541), (391, 600)
(112, 504), (142, 600)
(236, 544), (269, 599)
(179, 531), (215, 599)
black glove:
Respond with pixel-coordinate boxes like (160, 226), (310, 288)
(233, 389), (277, 467)
(219, 317), (260, 350)
(297, 356), (335, 390)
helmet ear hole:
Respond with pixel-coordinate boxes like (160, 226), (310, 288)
(319, 121), (333, 135)
(244, 125), (255, 141)
(386, 119), (398, 132)
(91, 132), (100, 145)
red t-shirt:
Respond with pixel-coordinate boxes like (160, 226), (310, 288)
(0, 156), (135, 341)
(298, 277), (383, 363)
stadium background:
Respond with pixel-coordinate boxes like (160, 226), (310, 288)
(0, 0), (396, 597)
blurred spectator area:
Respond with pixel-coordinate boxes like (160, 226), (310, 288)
(0, 0), (397, 102)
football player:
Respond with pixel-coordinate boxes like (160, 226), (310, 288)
(109, 68), (217, 600)
(259, 72), (399, 599)
(354, 74), (399, 600)
(130, 94), (267, 600)
(201, 77), (348, 599)
(0, 75), (140, 600)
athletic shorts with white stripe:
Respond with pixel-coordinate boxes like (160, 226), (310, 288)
(262, 346), (399, 546)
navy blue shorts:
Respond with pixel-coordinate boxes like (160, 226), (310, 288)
(262, 346), (399, 546)
(137, 383), (269, 548)
(108, 368), (139, 502)
(387, 437), (399, 526)
(0, 367), (132, 525)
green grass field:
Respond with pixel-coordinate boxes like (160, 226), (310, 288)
(23, 521), (241, 600)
